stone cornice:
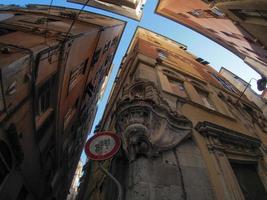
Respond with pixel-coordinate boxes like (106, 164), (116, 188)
(195, 121), (261, 148)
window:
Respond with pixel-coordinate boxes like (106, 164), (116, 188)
(103, 41), (111, 54)
(59, 12), (77, 19)
(37, 114), (53, 142)
(196, 57), (210, 65)
(90, 49), (101, 66)
(210, 7), (225, 17)
(37, 78), (54, 115)
(231, 162), (267, 199)
(68, 60), (88, 92)
(111, 36), (119, 46)
(202, 0), (215, 3)
(64, 109), (74, 130)
(196, 88), (215, 110)
(0, 140), (12, 186)
(86, 83), (94, 97)
(189, 9), (213, 18)
(233, 75), (239, 79)
(0, 28), (15, 36)
(167, 77), (187, 98)
(104, 54), (112, 66)
(64, 98), (79, 130)
(19, 17), (59, 25)
(189, 8), (224, 18)
(210, 73), (237, 93)
(157, 49), (168, 60)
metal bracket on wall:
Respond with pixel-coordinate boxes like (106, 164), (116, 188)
(98, 162), (123, 200)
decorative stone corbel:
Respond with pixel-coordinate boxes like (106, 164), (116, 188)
(115, 79), (192, 161)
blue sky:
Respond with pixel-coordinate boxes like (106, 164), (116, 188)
(2, 0), (261, 163)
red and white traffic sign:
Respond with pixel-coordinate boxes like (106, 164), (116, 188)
(85, 132), (121, 161)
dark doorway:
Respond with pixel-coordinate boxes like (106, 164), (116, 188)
(231, 162), (267, 200)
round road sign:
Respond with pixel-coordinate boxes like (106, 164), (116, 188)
(85, 132), (121, 161)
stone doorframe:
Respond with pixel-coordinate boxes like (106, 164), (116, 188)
(195, 121), (267, 200)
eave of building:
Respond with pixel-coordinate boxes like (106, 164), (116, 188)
(5, 4), (126, 28)
(126, 26), (187, 56)
(67, 0), (146, 21)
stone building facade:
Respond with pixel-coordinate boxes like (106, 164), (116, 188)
(0, 4), (125, 200)
(78, 28), (267, 200)
(155, 0), (267, 78)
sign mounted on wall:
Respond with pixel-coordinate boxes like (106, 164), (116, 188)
(85, 131), (121, 161)
(85, 132), (123, 199)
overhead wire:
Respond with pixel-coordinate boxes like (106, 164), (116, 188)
(62, 0), (91, 43)
(42, 0), (91, 44)
(44, 0), (54, 45)
(41, 0), (91, 62)
(44, 0), (54, 63)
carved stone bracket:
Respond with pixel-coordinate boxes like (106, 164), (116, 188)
(115, 79), (192, 161)
(195, 121), (262, 159)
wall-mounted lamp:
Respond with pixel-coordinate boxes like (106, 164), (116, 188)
(235, 77), (266, 104)
(257, 77), (267, 91)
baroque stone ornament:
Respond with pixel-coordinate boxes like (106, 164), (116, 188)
(195, 121), (262, 158)
(115, 79), (192, 161)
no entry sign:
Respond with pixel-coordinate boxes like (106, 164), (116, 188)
(85, 132), (121, 161)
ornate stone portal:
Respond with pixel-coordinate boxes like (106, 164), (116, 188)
(195, 121), (266, 200)
(115, 79), (192, 162)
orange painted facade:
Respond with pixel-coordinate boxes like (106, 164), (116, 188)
(156, 0), (267, 77)
(0, 5), (125, 200)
